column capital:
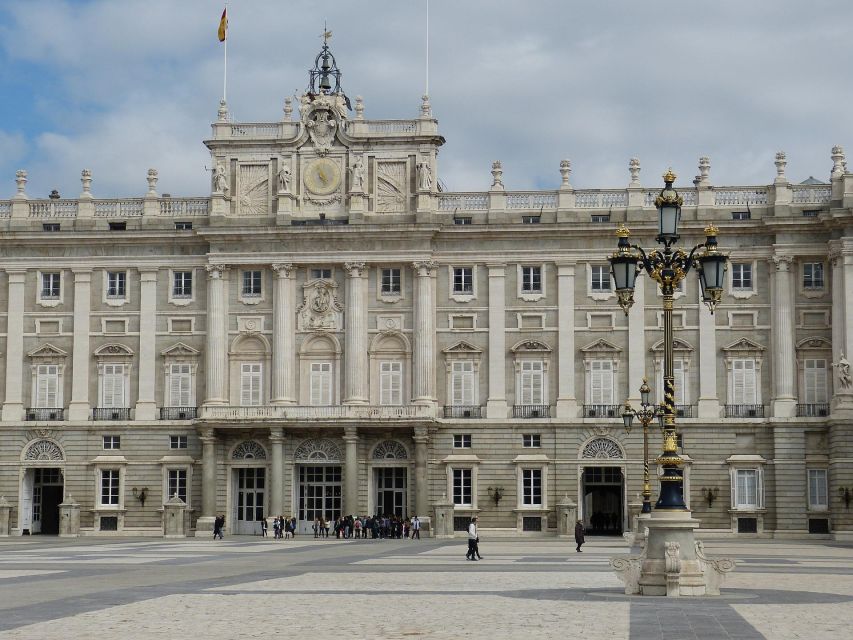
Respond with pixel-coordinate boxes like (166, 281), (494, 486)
(412, 260), (438, 276)
(4, 270), (26, 283)
(413, 425), (430, 443)
(138, 268), (159, 281)
(198, 427), (216, 442)
(486, 262), (507, 272)
(269, 426), (285, 442)
(205, 263), (229, 279)
(556, 261), (577, 276)
(343, 426), (359, 441)
(271, 262), (295, 278)
(770, 255), (794, 271)
(343, 261), (367, 277)
(71, 269), (93, 281)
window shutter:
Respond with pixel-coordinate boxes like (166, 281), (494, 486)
(380, 361), (402, 405)
(37, 364), (59, 407)
(674, 360), (686, 405)
(240, 363), (261, 406)
(805, 359), (827, 404)
(102, 364), (125, 408)
(590, 360), (612, 405)
(170, 364), (192, 406)
(311, 362), (332, 406)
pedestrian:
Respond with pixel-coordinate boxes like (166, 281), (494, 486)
(213, 514), (224, 540)
(412, 515), (421, 540)
(575, 519), (585, 553)
(290, 516), (297, 537)
(260, 516), (268, 537)
(354, 516), (362, 539)
(466, 516), (480, 561)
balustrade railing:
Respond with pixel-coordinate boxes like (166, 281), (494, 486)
(714, 188), (769, 206)
(29, 200), (79, 218)
(443, 405), (482, 419)
(229, 123), (280, 138)
(674, 405), (695, 418)
(26, 408), (64, 421)
(160, 407), (198, 420)
(0, 202), (10, 217)
(583, 404), (621, 418)
(94, 199), (144, 217)
(796, 403), (829, 417)
(160, 198), (209, 216)
(93, 407), (132, 421)
(513, 404), (551, 418)
(575, 191), (628, 208)
(437, 193), (489, 211)
(644, 189), (698, 207)
(363, 120), (418, 134)
(201, 405), (433, 420)
(792, 186), (831, 204)
(724, 404), (765, 418)
(506, 192), (558, 209)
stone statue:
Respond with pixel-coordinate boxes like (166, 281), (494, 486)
(832, 351), (852, 390)
(213, 165), (229, 195)
(350, 156), (365, 193)
(417, 159), (433, 191)
(277, 162), (292, 193)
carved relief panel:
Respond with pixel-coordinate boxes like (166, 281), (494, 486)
(237, 163), (270, 216)
(376, 160), (408, 213)
(296, 279), (344, 331)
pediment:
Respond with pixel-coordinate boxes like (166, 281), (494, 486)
(511, 339), (552, 353)
(580, 338), (621, 353)
(442, 340), (483, 354)
(796, 337), (832, 350)
(94, 343), (134, 357)
(721, 337), (766, 353)
(650, 338), (694, 353)
(28, 343), (68, 359)
(161, 342), (200, 358)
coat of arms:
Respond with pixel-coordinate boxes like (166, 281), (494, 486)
(297, 280), (343, 330)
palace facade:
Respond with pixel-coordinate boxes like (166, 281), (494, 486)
(1, 44), (852, 540)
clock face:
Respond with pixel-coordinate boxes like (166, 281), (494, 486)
(303, 158), (341, 196)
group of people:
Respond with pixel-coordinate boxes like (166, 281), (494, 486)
(260, 516), (298, 539)
(313, 514), (422, 540)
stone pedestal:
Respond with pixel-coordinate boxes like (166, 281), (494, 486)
(210, 193), (229, 218)
(0, 496), (11, 536)
(623, 501), (644, 546)
(163, 494), (187, 538)
(59, 496), (81, 538)
(276, 192), (297, 224)
(556, 495), (577, 538)
(432, 494), (455, 539)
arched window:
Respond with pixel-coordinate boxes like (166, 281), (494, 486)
(231, 441), (267, 460)
(294, 438), (343, 462)
(372, 440), (408, 460)
(581, 438), (624, 460)
(23, 439), (65, 462)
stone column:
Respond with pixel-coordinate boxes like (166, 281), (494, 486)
(135, 268), (158, 420)
(204, 265), (228, 405)
(343, 426), (359, 516)
(1, 270), (25, 421)
(771, 255), (797, 417)
(196, 427), (217, 536)
(343, 262), (369, 404)
(412, 261), (437, 405)
(269, 427), (284, 516)
(844, 253), (853, 371)
(627, 276), (646, 403)
(413, 426), (430, 518)
(68, 269), (92, 421)
(556, 263), (578, 418)
(486, 264), (507, 418)
(697, 285), (720, 418)
(271, 263), (296, 404)
(830, 251), (853, 410)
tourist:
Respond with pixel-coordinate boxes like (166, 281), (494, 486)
(290, 516), (297, 536)
(272, 517), (280, 539)
(575, 519), (585, 553)
(466, 516), (480, 561)
(323, 517), (330, 538)
(213, 514), (225, 540)
(354, 516), (362, 538)
(412, 516), (421, 540)
(260, 516), (268, 537)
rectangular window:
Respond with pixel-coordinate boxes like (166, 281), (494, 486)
(174, 221), (193, 230)
(169, 435), (188, 449)
(521, 216), (540, 224)
(35, 364), (60, 408)
(590, 265), (611, 291)
(41, 273), (61, 298)
(803, 262), (824, 289)
(453, 217), (472, 225)
(521, 266), (542, 293)
(591, 214), (610, 223)
(732, 359), (757, 405)
(673, 360), (687, 405)
(453, 434), (471, 449)
(802, 210), (820, 218)
(451, 361), (476, 406)
(808, 469), (828, 510)
(242, 270), (262, 296)
(173, 271), (193, 298)
(168, 469), (188, 503)
(522, 434), (541, 448)
(732, 263), (753, 290)
(379, 361), (403, 406)
(169, 364), (193, 407)
(453, 267), (473, 294)
(732, 211), (751, 220)
(106, 271), (126, 298)
(735, 469), (759, 508)
(522, 468), (542, 506)
(590, 360), (614, 405)
(310, 362), (332, 406)
(452, 468), (472, 506)
(103, 435), (120, 450)
(804, 359), (828, 404)
(519, 361), (544, 405)
(101, 469), (120, 505)
(240, 363), (262, 406)
(101, 364), (126, 408)
(108, 221), (127, 231)
(43, 223), (60, 232)
(381, 268), (401, 294)
(311, 268), (332, 279)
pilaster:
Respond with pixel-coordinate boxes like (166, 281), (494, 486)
(627, 276), (645, 403)
(196, 427), (217, 535)
(68, 269), (92, 421)
(830, 249), (853, 412)
(271, 263), (296, 404)
(135, 268), (158, 420)
(343, 426), (359, 516)
(486, 263), (507, 418)
(555, 263), (578, 418)
(697, 286), (720, 418)
(413, 426), (430, 518)
(771, 255), (796, 417)
(1, 270), (25, 421)
(412, 261), (437, 405)
(343, 262), (368, 404)
(204, 264), (229, 406)
(269, 427), (284, 516)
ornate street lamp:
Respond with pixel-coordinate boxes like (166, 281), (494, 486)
(608, 169), (727, 511)
(622, 378), (664, 514)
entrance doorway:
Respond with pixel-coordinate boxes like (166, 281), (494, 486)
(297, 465), (342, 534)
(233, 467), (265, 535)
(582, 466), (624, 535)
(375, 467), (407, 518)
(21, 468), (64, 534)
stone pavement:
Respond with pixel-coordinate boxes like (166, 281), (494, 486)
(0, 536), (850, 639)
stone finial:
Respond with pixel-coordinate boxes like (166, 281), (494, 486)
(217, 99), (229, 123)
(831, 145), (846, 178)
(283, 97), (293, 121)
(559, 159), (572, 188)
(80, 169), (92, 197)
(698, 156), (711, 184)
(420, 94), (432, 119)
(354, 96), (364, 120)
(146, 168), (159, 195)
(628, 157), (641, 185)
(774, 151), (787, 181)
(14, 169), (27, 197)
(491, 160), (504, 190)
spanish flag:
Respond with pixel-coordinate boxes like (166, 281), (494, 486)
(218, 8), (228, 42)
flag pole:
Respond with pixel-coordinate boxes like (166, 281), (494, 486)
(425, 0), (429, 96)
(223, 6), (228, 103)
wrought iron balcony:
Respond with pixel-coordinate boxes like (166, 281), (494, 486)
(443, 405), (482, 419)
(675, 405), (695, 418)
(724, 404), (765, 418)
(796, 403), (829, 417)
(160, 407), (198, 420)
(93, 407), (131, 421)
(513, 404), (551, 419)
(25, 408), (64, 421)
(583, 404), (621, 419)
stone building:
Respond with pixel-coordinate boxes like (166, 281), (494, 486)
(0, 43), (852, 540)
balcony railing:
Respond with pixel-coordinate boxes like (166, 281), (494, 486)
(675, 405), (695, 418)
(725, 404), (765, 418)
(93, 407), (131, 421)
(443, 405), (482, 419)
(513, 404), (551, 419)
(200, 405), (434, 420)
(25, 408), (64, 421)
(583, 404), (621, 419)
(160, 407), (198, 420)
(796, 403), (830, 417)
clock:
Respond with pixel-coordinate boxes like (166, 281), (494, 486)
(303, 158), (341, 196)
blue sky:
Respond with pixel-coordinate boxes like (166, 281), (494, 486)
(1, 0), (852, 198)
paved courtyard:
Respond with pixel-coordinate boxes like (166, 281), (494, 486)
(0, 535), (850, 639)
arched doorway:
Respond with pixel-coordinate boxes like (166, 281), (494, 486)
(230, 440), (267, 535)
(20, 439), (65, 535)
(370, 440), (410, 518)
(293, 438), (343, 533)
(578, 437), (626, 536)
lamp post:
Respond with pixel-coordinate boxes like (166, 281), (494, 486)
(608, 169), (727, 512)
(622, 378), (663, 515)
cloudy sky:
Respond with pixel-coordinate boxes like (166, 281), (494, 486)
(1, 0), (851, 199)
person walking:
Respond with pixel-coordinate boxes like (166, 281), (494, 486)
(466, 516), (479, 561)
(411, 516), (421, 540)
(260, 516), (268, 537)
(213, 514), (224, 540)
(575, 519), (586, 553)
